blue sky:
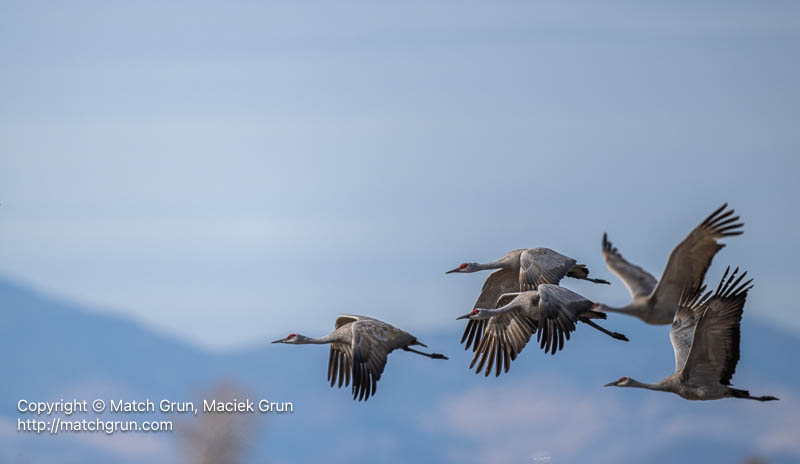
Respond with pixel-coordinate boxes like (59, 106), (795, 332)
(1, 1), (798, 349)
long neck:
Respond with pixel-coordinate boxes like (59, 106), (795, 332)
(598, 302), (638, 316)
(475, 257), (516, 271)
(476, 299), (522, 319)
(628, 378), (668, 392)
(297, 334), (336, 344)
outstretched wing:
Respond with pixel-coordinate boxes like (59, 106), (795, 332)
(328, 338), (353, 391)
(519, 248), (577, 291)
(669, 286), (707, 374)
(652, 204), (743, 306)
(349, 318), (415, 401)
(469, 293), (539, 377)
(327, 315), (363, 393)
(602, 233), (657, 299)
(678, 267), (752, 385)
(461, 268), (519, 353)
(534, 285), (592, 355)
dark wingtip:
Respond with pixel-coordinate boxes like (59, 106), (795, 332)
(702, 203), (730, 226)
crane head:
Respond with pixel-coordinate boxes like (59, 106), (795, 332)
(271, 333), (301, 344)
(604, 376), (631, 387)
(456, 308), (491, 320)
(446, 262), (474, 274)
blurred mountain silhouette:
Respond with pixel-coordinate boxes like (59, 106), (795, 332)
(2, 277), (798, 464)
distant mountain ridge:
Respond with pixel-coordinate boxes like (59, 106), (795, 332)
(2, 276), (798, 464)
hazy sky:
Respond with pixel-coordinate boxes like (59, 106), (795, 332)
(1, 1), (798, 348)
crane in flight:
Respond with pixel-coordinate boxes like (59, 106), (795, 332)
(447, 247), (610, 289)
(447, 247), (611, 354)
(272, 315), (447, 401)
(456, 284), (628, 377)
(597, 204), (743, 324)
(604, 267), (778, 402)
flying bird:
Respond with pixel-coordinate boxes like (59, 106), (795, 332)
(456, 284), (628, 377)
(447, 247), (611, 353)
(272, 315), (447, 401)
(596, 204), (743, 324)
(604, 267), (778, 401)
(447, 247), (610, 289)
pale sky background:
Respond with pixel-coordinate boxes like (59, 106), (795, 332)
(1, 1), (798, 349)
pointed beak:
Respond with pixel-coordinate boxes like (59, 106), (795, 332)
(445, 266), (462, 274)
(603, 381), (617, 387)
(271, 338), (285, 344)
(456, 313), (472, 320)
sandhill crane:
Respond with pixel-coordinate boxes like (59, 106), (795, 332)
(447, 247), (610, 288)
(456, 285), (628, 377)
(271, 315), (447, 401)
(447, 247), (610, 353)
(597, 204), (743, 324)
(604, 267), (778, 401)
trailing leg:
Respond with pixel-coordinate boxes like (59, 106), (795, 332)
(729, 388), (778, 401)
(579, 318), (629, 341)
(403, 346), (448, 360)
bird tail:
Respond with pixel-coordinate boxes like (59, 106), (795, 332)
(568, 264), (611, 285)
(583, 310), (607, 320)
(729, 387), (750, 398)
(568, 264), (589, 279)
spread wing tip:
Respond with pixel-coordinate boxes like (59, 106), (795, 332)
(602, 232), (615, 254)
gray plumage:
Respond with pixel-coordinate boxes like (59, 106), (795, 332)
(448, 247), (610, 352)
(604, 267), (778, 402)
(460, 268), (520, 352)
(272, 315), (447, 401)
(457, 285), (628, 377)
(598, 204), (744, 324)
(448, 247), (610, 289)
